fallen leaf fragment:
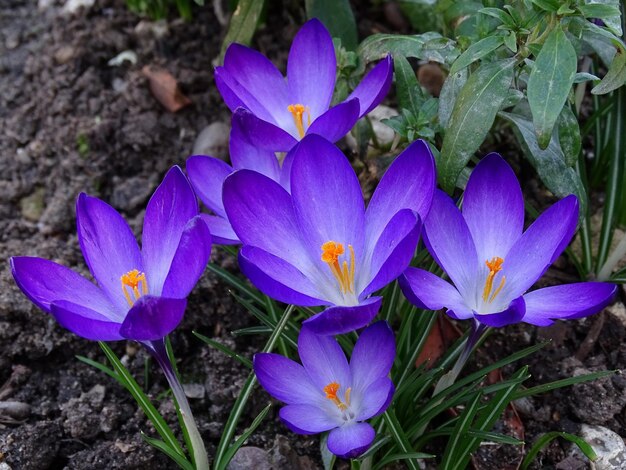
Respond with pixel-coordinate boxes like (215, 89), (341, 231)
(142, 65), (191, 112)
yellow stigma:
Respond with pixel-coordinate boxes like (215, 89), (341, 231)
(482, 257), (506, 303)
(121, 269), (148, 307)
(321, 241), (355, 294)
(323, 382), (352, 411)
(287, 103), (311, 138)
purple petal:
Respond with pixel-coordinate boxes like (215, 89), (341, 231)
(279, 404), (340, 434)
(522, 283), (617, 326)
(199, 214), (239, 245)
(142, 167), (198, 296)
(327, 422), (375, 459)
(361, 209), (421, 297)
(10, 256), (121, 321)
(298, 325), (351, 391)
(305, 99), (360, 143)
(423, 190), (478, 301)
(399, 268), (473, 319)
(499, 195), (579, 303)
(279, 146), (296, 192)
(161, 216), (211, 298)
(462, 154), (524, 263)
(350, 321), (395, 392)
(230, 114), (281, 181)
(215, 67), (276, 124)
(51, 300), (124, 341)
(347, 55), (393, 117)
(365, 139), (436, 248)
(76, 193), (143, 313)
(290, 134), (366, 275)
(303, 296), (382, 336)
(119, 296), (187, 341)
(287, 19), (336, 120)
(186, 155), (232, 217)
(232, 108), (298, 152)
(253, 353), (322, 405)
(239, 246), (325, 306)
(473, 296), (525, 327)
(355, 377), (394, 421)
(223, 44), (290, 127)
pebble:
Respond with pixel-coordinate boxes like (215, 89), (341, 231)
(62, 0), (95, 14)
(19, 187), (46, 222)
(572, 424), (626, 469)
(0, 401), (31, 420)
(54, 46), (76, 65)
(226, 446), (271, 470)
(345, 104), (397, 156)
(183, 383), (205, 400)
(192, 122), (230, 160)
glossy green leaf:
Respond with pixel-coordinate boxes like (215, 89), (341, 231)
(500, 111), (588, 220)
(141, 434), (195, 470)
(383, 409), (421, 470)
(305, 0), (357, 50)
(395, 55), (424, 114)
(439, 58), (515, 192)
(358, 32), (458, 65)
(438, 69), (467, 128)
(527, 25), (577, 149)
(479, 7), (517, 28)
(592, 49), (626, 94)
(521, 432), (597, 469)
(584, 0), (622, 36)
(558, 105), (582, 166)
(530, 0), (560, 12)
(450, 36), (505, 74)
(579, 4), (621, 19)
(217, 0), (265, 64)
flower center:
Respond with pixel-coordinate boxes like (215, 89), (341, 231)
(121, 269), (148, 307)
(482, 257), (506, 303)
(321, 241), (355, 294)
(287, 103), (311, 138)
(323, 381), (352, 411)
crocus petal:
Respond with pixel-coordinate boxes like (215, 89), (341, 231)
(230, 114), (281, 181)
(199, 214), (239, 245)
(305, 99), (360, 143)
(290, 134), (366, 272)
(399, 268), (473, 319)
(161, 216), (211, 298)
(462, 153), (524, 262)
(498, 195), (579, 303)
(279, 404), (341, 434)
(355, 377), (394, 421)
(223, 44), (290, 127)
(186, 155), (232, 217)
(51, 300), (124, 341)
(346, 55), (393, 117)
(142, 167), (199, 296)
(253, 353), (322, 405)
(239, 246), (326, 306)
(522, 283), (617, 326)
(76, 193), (143, 312)
(423, 190), (478, 300)
(287, 19), (336, 119)
(279, 146), (296, 192)
(327, 422), (375, 459)
(473, 296), (525, 327)
(360, 209), (421, 297)
(298, 325), (351, 391)
(303, 296), (383, 336)
(365, 139), (436, 248)
(119, 296), (187, 341)
(10, 256), (122, 321)
(350, 321), (395, 392)
(215, 68), (276, 124)
(232, 108), (298, 152)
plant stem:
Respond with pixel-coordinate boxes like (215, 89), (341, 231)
(148, 339), (209, 470)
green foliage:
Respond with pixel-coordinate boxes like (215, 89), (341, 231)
(306, 0), (358, 50)
(217, 0), (265, 64)
(125, 0), (203, 20)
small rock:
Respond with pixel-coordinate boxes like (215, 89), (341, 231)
(0, 402), (30, 420)
(183, 383), (205, 400)
(0, 462), (12, 470)
(227, 446), (271, 470)
(62, 0), (95, 14)
(20, 187), (46, 222)
(108, 50), (138, 67)
(134, 20), (169, 39)
(112, 77), (128, 93)
(192, 122), (231, 160)
(54, 46), (76, 65)
(607, 303), (626, 329)
(345, 104), (397, 156)
(114, 440), (136, 453)
(572, 425), (626, 469)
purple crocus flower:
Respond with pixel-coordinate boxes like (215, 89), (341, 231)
(10, 166), (212, 342)
(222, 135), (436, 335)
(400, 154), (617, 328)
(254, 321), (395, 458)
(187, 113), (295, 245)
(215, 18), (393, 151)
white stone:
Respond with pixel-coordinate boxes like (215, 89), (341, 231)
(62, 0), (95, 14)
(345, 104), (398, 155)
(192, 122), (231, 160)
(108, 50), (138, 67)
(574, 424), (626, 469)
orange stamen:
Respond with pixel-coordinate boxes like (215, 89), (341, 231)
(482, 257), (506, 303)
(321, 242), (355, 293)
(121, 269), (148, 307)
(323, 382), (351, 410)
(287, 104), (310, 138)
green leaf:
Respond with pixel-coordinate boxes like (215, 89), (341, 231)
(220, 403), (272, 466)
(320, 434), (336, 470)
(305, 0), (357, 50)
(438, 69), (467, 128)
(527, 25), (577, 149)
(376, 452), (435, 468)
(193, 331), (253, 368)
(141, 434), (195, 470)
(500, 111), (588, 221)
(450, 36), (505, 74)
(574, 72), (601, 83)
(439, 58), (515, 192)
(557, 105), (582, 166)
(383, 409), (421, 470)
(504, 31), (517, 52)
(584, 0), (622, 36)
(592, 49), (626, 95)
(530, 0), (560, 12)
(579, 4), (621, 19)
(217, 0), (265, 64)
(513, 370), (615, 399)
(395, 55), (424, 114)
(521, 432), (597, 469)
(358, 32), (458, 65)
(440, 392), (483, 469)
(479, 7), (517, 28)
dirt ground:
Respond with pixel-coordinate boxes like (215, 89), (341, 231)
(0, 1), (624, 469)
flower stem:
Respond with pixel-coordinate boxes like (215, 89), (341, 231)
(147, 339), (209, 470)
